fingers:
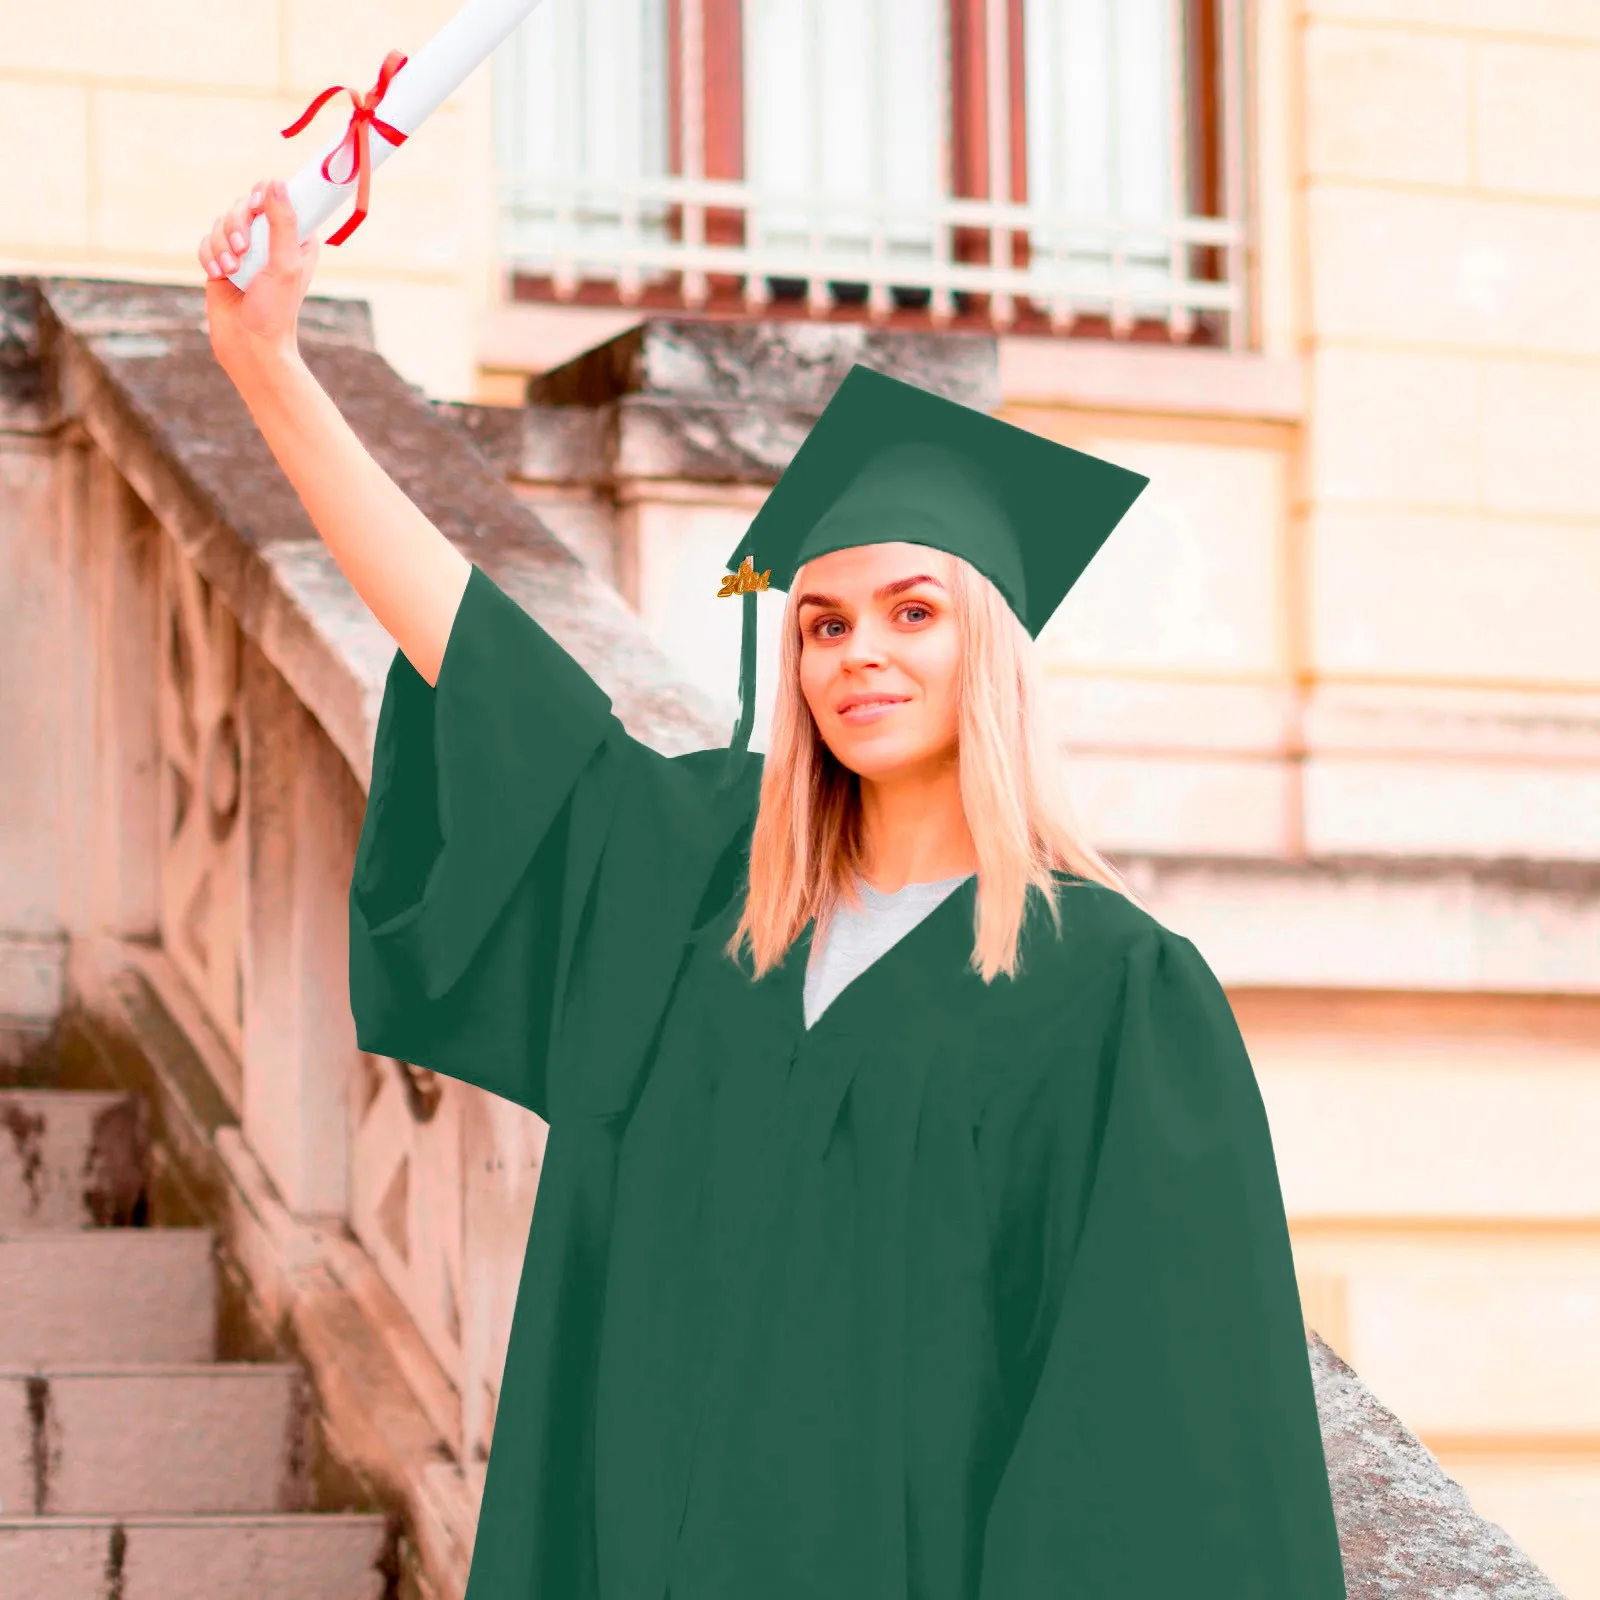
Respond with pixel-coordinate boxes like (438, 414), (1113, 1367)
(262, 177), (305, 272)
(201, 182), (272, 279)
(203, 211), (242, 278)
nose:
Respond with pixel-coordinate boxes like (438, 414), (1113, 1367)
(839, 613), (890, 667)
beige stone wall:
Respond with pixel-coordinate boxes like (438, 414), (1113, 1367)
(1293, 8), (1600, 1589)
(1302, 0), (1600, 693)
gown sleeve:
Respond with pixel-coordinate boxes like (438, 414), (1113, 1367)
(347, 563), (755, 1125)
(976, 925), (1347, 1600)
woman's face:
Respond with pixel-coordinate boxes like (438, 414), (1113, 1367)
(795, 541), (962, 784)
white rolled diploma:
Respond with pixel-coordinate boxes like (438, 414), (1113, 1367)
(227, 0), (550, 290)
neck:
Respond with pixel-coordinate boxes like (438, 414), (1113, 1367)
(856, 751), (978, 893)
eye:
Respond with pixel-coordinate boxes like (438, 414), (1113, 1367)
(804, 600), (936, 641)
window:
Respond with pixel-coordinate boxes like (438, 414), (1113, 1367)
(493, 0), (1247, 345)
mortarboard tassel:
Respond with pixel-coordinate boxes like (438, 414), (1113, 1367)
(717, 584), (759, 793)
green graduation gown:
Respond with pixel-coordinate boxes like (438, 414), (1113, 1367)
(348, 564), (1348, 1600)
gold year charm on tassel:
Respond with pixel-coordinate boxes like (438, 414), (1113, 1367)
(717, 555), (771, 597)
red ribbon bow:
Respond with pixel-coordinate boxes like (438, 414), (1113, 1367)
(280, 48), (411, 245)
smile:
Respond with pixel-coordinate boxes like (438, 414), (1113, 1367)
(838, 696), (909, 724)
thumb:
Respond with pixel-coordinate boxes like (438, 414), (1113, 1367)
(263, 180), (305, 272)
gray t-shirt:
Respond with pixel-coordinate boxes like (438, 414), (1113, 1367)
(803, 871), (975, 1029)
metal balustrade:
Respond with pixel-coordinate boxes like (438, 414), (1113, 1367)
(493, 0), (1249, 344)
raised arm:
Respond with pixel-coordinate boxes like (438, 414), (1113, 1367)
(200, 176), (767, 1124)
(199, 175), (467, 684)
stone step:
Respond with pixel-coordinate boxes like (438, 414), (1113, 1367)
(0, 1089), (148, 1230)
(0, 1512), (392, 1600)
(0, 1231), (214, 1366)
(0, 1364), (308, 1517)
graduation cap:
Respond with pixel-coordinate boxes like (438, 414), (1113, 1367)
(715, 363), (1151, 789)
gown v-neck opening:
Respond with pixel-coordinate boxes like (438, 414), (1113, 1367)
(789, 869), (979, 1042)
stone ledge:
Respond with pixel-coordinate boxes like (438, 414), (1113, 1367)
(999, 333), (1306, 423)
(1121, 849), (1600, 993)
(525, 314), (1001, 411)
(1, 278), (374, 434)
(609, 395), (822, 483)
(432, 393), (821, 487)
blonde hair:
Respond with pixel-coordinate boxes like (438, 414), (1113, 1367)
(724, 548), (1147, 983)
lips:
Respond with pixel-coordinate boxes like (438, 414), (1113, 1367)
(837, 694), (909, 715)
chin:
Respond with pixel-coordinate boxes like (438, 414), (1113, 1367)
(826, 730), (945, 783)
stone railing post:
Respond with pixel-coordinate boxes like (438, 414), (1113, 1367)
(241, 637), (362, 1216)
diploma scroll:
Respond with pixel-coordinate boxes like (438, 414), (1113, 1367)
(227, 0), (550, 290)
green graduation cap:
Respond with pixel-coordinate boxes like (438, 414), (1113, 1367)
(716, 363), (1151, 788)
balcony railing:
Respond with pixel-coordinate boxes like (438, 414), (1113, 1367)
(493, 0), (1250, 346)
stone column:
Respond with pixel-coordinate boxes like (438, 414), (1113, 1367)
(241, 640), (358, 1218)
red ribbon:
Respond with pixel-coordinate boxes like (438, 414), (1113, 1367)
(280, 49), (411, 246)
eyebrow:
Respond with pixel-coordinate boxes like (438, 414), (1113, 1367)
(794, 574), (946, 612)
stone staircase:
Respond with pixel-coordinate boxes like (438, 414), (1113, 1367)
(0, 1085), (394, 1598)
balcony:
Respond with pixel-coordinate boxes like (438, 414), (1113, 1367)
(492, 0), (1249, 347)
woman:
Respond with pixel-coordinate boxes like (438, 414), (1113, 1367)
(202, 183), (1347, 1599)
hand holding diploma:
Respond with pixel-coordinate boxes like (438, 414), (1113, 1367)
(197, 0), (550, 296)
(199, 178), (321, 381)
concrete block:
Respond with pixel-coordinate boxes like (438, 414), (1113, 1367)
(363, 274), (478, 406)
(997, 339), (1306, 422)
(0, 81), (89, 256)
(1477, 41), (1600, 201)
(1014, 423), (1290, 676)
(1052, 752), (1296, 858)
(1249, 1013), (1600, 1220)
(1135, 853), (1600, 993)
(0, 0), (275, 83)
(1293, 1232), (1600, 1436)
(1306, 751), (1600, 862)
(93, 88), (304, 270)
(1308, 345), (1481, 508)
(1305, 23), (1471, 186)
(1308, 185), (1600, 357)
(1049, 675), (1294, 757)
(1307, 507), (1600, 683)
(1480, 357), (1600, 519)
